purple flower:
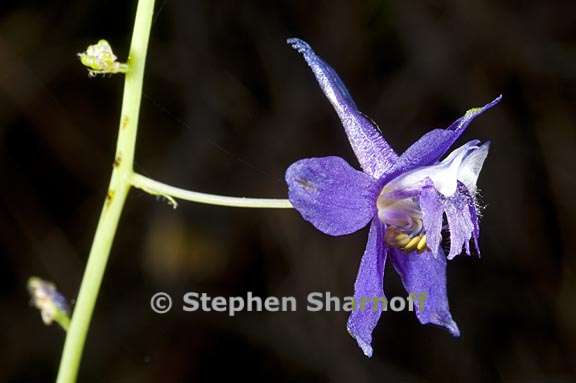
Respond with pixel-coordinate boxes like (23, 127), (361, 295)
(286, 38), (501, 357)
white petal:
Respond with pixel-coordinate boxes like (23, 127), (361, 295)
(384, 141), (480, 197)
(457, 141), (490, 193)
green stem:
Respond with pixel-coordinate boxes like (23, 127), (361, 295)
(55, 0), (156, 381)
(55, 312), (71, 332)
(132, 173), (293, 209)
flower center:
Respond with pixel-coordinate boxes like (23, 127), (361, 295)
(377, 192), (427, 252)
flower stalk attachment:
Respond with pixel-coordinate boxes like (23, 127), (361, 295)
(132, 173), (292, 209)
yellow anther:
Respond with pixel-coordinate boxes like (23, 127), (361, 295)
(396, 233), (409, 241)
(403, 236), (420, 251)
(416, 235), (427, 252)
(395, 233), (410, 246)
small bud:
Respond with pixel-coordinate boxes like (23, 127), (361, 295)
(27, 277), (70, 331)
(78, 39), (128, 77)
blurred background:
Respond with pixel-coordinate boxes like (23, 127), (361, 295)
(1, 0), (575, 382)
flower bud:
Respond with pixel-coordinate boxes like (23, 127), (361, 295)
(27, 277), (70, 330)
(78, 39), (128, 77)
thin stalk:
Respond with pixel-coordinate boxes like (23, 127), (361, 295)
(56, 0), (292, 380)
(55, 0), (156, 382)
(132, 173), (293, 209)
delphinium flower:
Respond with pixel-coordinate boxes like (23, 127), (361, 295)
(285, 38), (501, 357)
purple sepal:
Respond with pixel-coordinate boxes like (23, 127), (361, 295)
(391, 247), (460, 337)
(286, 156), (377, 236)
(288, 38), (399, 179)
(347, 219), (387, 357)
(394, 96), (501, 173)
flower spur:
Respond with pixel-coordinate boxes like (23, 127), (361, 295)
(285, 38), (501, 357)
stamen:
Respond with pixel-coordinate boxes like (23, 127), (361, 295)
(403, 236), (420, 251)
(395, 233), (410, 246)
(378, 192), (428, 253)
(416, 235), (427, 252)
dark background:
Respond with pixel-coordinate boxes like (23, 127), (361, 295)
(1, 0), (575, 382)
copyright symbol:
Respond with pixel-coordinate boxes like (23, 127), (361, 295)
(150, 292), (172, 314)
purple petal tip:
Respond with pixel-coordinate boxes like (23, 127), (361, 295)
(446, 319), (461, 337)
(471, 95), (502, 116)
(347, 325), (374, 358)
(287, 38), (311, 54)
(484, 94), (503, 111)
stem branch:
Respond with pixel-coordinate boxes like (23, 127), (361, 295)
(132, 173), (293, 209)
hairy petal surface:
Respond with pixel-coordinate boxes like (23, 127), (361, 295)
(288, 38), (398, 179)
(347, 219), (387, 357)
(286, 156), (377, 236)
(394, 96), (501, 173)
(444, 184), (476, 259)
(421, 182), (482, 259)
(391, 248), (460, 337)
(469, 196), (482, 255)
